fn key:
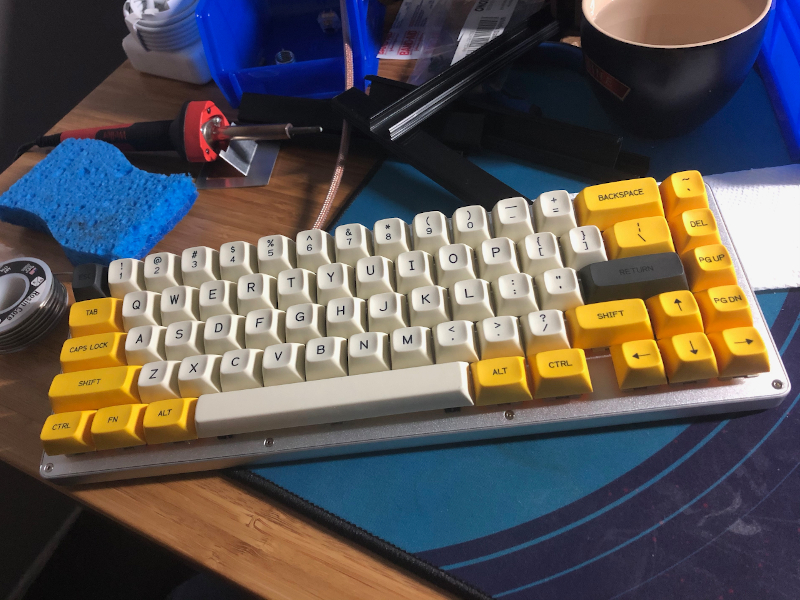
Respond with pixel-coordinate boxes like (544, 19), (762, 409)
(579, 252), (688, 303)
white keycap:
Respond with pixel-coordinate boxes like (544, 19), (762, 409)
(122, 291), (161, 330)
(492, 197), (535, 242)
(316, 263), (355, 306)
(478, 237), (520, 280)
(237, 273), (277, 315)
(220, 349), (264, 392)
(355, 256), (395, 299)
(535, 268), (584, 311)
(277, 268), (317, 309)
(560, 226), (608, 271)
(450, 278), (494, 322)
(219, 241), (258, 282)
(434, 320), (480, 363)
(521, 310), (571, 357)
(326, 297), (367, 338)
(391, 326), (434, 369)
(409, 285), (450, 328)
(412, 211), (450, 254)
(368, 292), (408, 334)
(396, 250), (436, 294)
(108, 258), (145, 297)
(532, 190), (577, 236)
(160, 286), (200, 326)
(334, 223), (373, 267)
(262, 343), (306, 386)
(493, 273), (539, 317)
(199, 280), (238, 320)
(477, 316), (524, 359)
(305, 337), (348, 381)
(178, 354), (222, 397)
(285, 303), (326, 344)
(164, 320), (205, 361)
(257, 234), (296, 276)
(137, 360), (182, 403)
(452, 205), (491, 249)
(124, 325), (166, 365)
(519, 232), (564, 278)
(143, 252), (182, 292)
(181, 246), (220, 288)
(436, 244), (477, 288)
(296, 229), (336, 272)
(244, 308), (285, 349)
(204, 314), (246, 355)
(347, 332), (391, 375)
(373, 217), (411, 261)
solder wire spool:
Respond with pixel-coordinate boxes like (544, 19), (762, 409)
(123, 0), (201, 52)
(0, 258), (69, 353)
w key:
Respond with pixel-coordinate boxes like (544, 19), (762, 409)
(579, 252), (688, 304)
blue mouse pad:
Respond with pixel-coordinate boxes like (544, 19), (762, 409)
(231, 65), (799, 599)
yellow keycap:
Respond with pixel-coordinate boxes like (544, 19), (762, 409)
(668, 208), (721, 254)
(695, 284), (752, 333)
(91, 404), (148, 451)
(658, 332), (718, 383)
(565, 299), (653, 349)
(68, 298), (123, 337)
(143, 397), (198, 444)
(645, 290), (704, 339)
(60, 332), (127, 373)
(659, 170), (709, 219)
(40, 410), (96, 455)
(708, 327), (770, 378)
(471, 356), (533, 405)
(681, 244), (737, 292)
(602, 216), (675, 259)
(49, 366), (141, 413)
(610, 339), (667, 389)
(531, 349), (593, 399)
(574, 177), (664, 231)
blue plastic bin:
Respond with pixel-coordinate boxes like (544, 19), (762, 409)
(196, 0), (385, 108)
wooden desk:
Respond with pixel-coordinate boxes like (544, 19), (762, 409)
(0, 61), (458, 600)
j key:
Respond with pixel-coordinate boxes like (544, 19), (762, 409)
(579, 252), (689, 304)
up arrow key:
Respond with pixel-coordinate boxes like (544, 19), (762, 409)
(674, 298), (683, 311)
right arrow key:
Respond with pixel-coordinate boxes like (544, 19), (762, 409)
(708, 327), (770, 378)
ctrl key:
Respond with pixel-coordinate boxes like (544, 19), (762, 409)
(143, 397), (198, 444)
(531, 349), (593, 399)
(41, 411), (96, 455)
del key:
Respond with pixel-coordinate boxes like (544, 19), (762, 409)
(579, 252), (688, 303)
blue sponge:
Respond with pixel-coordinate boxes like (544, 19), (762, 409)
(0, 138), (197, 265)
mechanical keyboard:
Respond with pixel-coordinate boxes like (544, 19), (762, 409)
(39, 171), (790, 483)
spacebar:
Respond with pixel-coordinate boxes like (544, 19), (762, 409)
(194, 362), (475, 438)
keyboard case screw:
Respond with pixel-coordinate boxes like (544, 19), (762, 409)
(772, 380), (784, 390)
(264, 438), (274, 447)
(504, 410), (515, 420)
(44, 463), (53, 472)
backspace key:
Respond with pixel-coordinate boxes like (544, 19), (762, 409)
(578, 252), (689, 303)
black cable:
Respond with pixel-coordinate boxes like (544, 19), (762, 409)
(13, 133), (62, 161)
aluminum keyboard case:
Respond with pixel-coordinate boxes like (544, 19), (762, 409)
(41, 186), (791, 483)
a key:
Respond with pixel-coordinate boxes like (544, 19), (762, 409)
(518, 232), (564, 278)
(125, 325), (167, 365)
(122, 291), (162, 330)
(257, 234), (297, 276)
(433, 320), (480, 363)
(108, 258), (145, 297)
(348, 332), (391, 375)
(413, 211), (451, 254)
(60, 332), (127, 373)
(219, 241), (258, 282)
(396, 250), (436, 294)
(142, 397), (198, 444)
(695, 284), (753, 333)
(159, 286), (200, 326)
(181, 246), (220, 287)
(296, 229), (335, 272)
(277, 268), (317, 309)
(574, 177), (664, 231)
(306, 337), (348, 381)
(561, 226), (608, 271)
(334, 223), (373, 267)
(668, 208), (721, 254)
(492, 197), (534, 242)
(530, 348), (593, 399)
(316, 263), (356, 306)
(178, 354), (222, 396)
(40, 410), (96, 455)
(49, 365), (141, 413)
(373, 217), (411, 262)
(493, 273), (538, 317)
(602, 217), (674, 260)
(450, 278), (494, 322)
(579, 253), (688, 304)
(91, 404), (148, 450)
(391, 326), (434, 369)
(220, 349), (264, 392)
(262, 343), (306, 386)
(355, 256), (396, 298)
(477, 316), (524, 359)
(472, 356), (532, 405)
(244, 308), (286, 349)
(198, 280), (238, 320)
(368, 292), (408, 334)
(285, 303), (326, 344)
(69, 298), (123, 337)
(534, 268), (584, 311)
(532, 190), (577, 236)
(408, 285), (450, 328)
(657, 332), (718, 383)
(520, 310), (570, 356)
(645, 290), (704, 339)
(143, 252), (182, 292)
(204, 314), (246, 355)
(659, 170), (708, 219)
(452, 205), (492, 249)
(565, 298), (653, 349)
(326, 297), (367, 338)
(237, 273), (278, 314)
(478, 237), (520, 280)
(164, 320), (205, 361)
(436, 244), (477, 288)
(681, 243), (737, 292)
(137, 360), (182, 403)
(610, 339), (667, 389)
(707, 326), (770, 378)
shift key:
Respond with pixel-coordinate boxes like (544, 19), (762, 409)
(49, 366), (141, 413)
(579, 252), (689, 304)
